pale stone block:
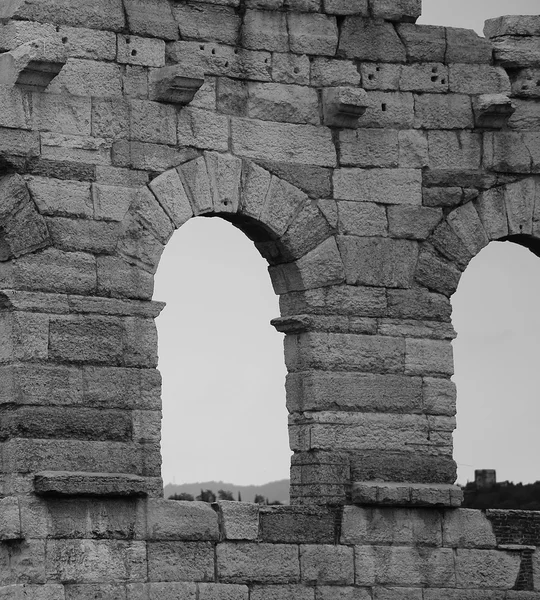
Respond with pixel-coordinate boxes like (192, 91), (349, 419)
(455, 549), (521, 589)
(231, 118), (336, 167)
(443, 509), (497, 548)
(124, 65), (149, 99)
(243, 10), (288, 51)
(272, 53), (309, 85)
(117, 34), (165, 67)
(484, 15), (540, 37)
(405, 338), (454, 376)
(91, 98), (130, 140)
(92, 184), (135, 222)
(218, 501), (260, 541)
(446, 27), (493, 64)
(371, 0), (421, 22)
(423, 377), (456, 416)
(261, 175), (307, 236)
(414, 93), (473, 129)
(96, 256), (153, 299)
(510, 67), (540, 99)
(323, 0), (369, 14)
(0, 584), (64, 600)
(423, 187), (462, 208)
(357, 91), (415, 128)
(360, 63), (401, 91)
(431, 221), (473, 269)
(217, 543), (300, 583)
(448, 64), (510, 95)
(339, 17), (406, 62)
(64, 583), (129, 600)
(288, 13), (338, 56)
(388, 206), (442, 240)
(30, 92), (91, 136)
(0, 496), (21, 540)
(46, 216), (120, 254)
(41, 133), (112, 166)
(339, 129), (399, 167)
(334, 168), (421, 205)
(354, 546), (377, 586)
(508, 98), (540, 130)
(247, 82), (319, 125)
(339, 236), (418, 288)
(132, 187), (174, 244)
(48, 59), (122, 97)
(396, 23), (446, 63)
(149, 168), (193, 228)
(178, 156), (213, 215)
(204, 151), (242, 214)
(124, 0), (178, 40)
(129, 99), (177, 145)
(239, 160), (272, 220)
(0, 127), (38, 156)
(427, 131), (482, 170)
(387, 288), (451, 321)
(178, 107), (229, 151)
(311, 57), (360, 87)
(338, 201), (388, 236)
(447, 201), (489, 255)
(505, 177), (536, 235)
(173, 2), (240, 45)
(300, 545), (354, 585)
(27, 176), (92, 218)
(146, 500), (219, 541)
(399, 63), (449, 93)
(112, 140), (195, 172)
(373, 588), (422, 600)
(492, 37), (540, 68)
(483, 131), (532, 174)
(251, 585), (314, 600)
(198, 583), (249, 600)
(398, 130), (428, 168)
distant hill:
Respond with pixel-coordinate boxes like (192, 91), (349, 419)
(164, 479), (290, 504)
(463, 481), (540, 510)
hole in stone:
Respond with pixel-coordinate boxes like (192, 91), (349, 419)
(156, 217), (289, 499)
(376, 67), (380, 72)
(441, 79), (446, 84)
(225, 62), (229, 67)
(126, 37), (131, 44)
(431, 76), (438, 82)
(131, 49), (137, 56)
(432, 67), (438, 73)
(234, 48), (239, 55)
(200, 45), (205, 51)
(55, 26), (60, 32)
(61, 37), (68, 44)
(211, 48), (216, 55)
(293, 67), (299, 74)
(381, 103), (387, 111)
(368, 74), (374, 81)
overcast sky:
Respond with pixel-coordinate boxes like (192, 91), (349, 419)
(156, 0), (540, 488)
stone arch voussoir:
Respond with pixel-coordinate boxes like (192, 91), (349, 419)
(415, 176), (540, 297)
(0, 173), (50, 261)
(116, 151), (345, 294)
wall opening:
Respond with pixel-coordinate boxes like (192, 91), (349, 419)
(154, 216), (290, 494)
(452, 240), (540, 485)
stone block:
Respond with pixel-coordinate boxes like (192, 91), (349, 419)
(356, 91), (414, 128)
(33, 472), (158, 497)
(339, 128), (398, 167)
(129, 99), (177, 145)
(443, 509), (497, 548)
(311, 57), (360, 87)
(448, 64), (510, 95)
(338, 236), (418, 288)
(445, 27), (493, 64)
(124, 65), (149, 99)
(398, 130), (428, 168)
(414, 249), (462, 297)
(48, 59), (122, 97)
(123, 316), (158, 368)
(146, 499), (219, 541)
(0, 127), (39, 156)
(46, 216), (120, 254)
(474, 94), (516, 129)
(27, 176), (92, 218)
(427, 131), (482, 170)
(334, 168), (421, 205)
(248, 82), (319, 125)
(339, 17), (405, 62)
(217, 543), (300, 584)
(243, 10), (289, 51)
(360, 63), (400, 91)
(64, 584), (129, 600)
(91, 184), (134, 222)
(0, 584), (65, 599)
(124, 0), (178, 40)
(178, 155), (212, 215)
(399, 63), (448, 93)
(446, 201), (489, 256)
(300, 545), (354, 585)
(388, 206), (442, 240)
(238, 160), (272, 220)
(91, 98), (130, 140)
(455, 549), (521, 589)
(0, 496), (21, 540)
(371, 0), (421, 22)
(251, 585), (314, 600)
(272, 53), (310, 85)
(41, 132), (112, 166)
(387, 288), (451, 321)
(509, 67), (540, 99)
(492, 37), (540, 68)
(96, 255), (154, 299)
(218, 501), (260, 541)
(198, 583), (249, 600)
(338, 201), (387, 236)
(117, 34), (165, 67)
(423, 377), (456, 416)
(149, 168), (193, 228)
(288, 13), (338, 56)
(261, 175), (307, 237)
(112, 140), (195, 171)
(148, 64), (205, 106)
(147, 541), (214, 582)
(423, 187), (462, 208)
(260, 506), (336, 544)
(178, 107), (229, 151)
(253, 160), (333, 199)
(217, 77), (248, 116)
(414, 93), (473, 129)
(396, 23), (446, 62)
(30, 92), (91, 136)
(405, 338), (454, 376)
(173, 3), (241, 46)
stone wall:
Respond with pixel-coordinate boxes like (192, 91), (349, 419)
(0, 0), (539, 595)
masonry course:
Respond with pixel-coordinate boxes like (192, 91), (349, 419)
(0, 0), (539, 596)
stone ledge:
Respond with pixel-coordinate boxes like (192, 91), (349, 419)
(34, 471), (162, 497)
(352, 482), (463, 507)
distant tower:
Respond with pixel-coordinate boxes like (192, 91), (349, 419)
(475, 470), (497, 489)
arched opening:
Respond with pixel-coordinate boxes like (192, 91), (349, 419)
(452, 240), (540, 486)
(154, 216), (290, 496)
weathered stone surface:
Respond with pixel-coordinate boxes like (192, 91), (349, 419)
(34, 472), (156, 496)
(339, 18), (406, 62)
(219, 501), (260, 541)
(243, 10), (288, 52)
(124, 0), (178, 40)
(247, 83), (319, 125)
(288, 13), (338, 56)
(146, 500), (219, 541)
(334, 168), (421, 205)
(300, 545), (354, 585)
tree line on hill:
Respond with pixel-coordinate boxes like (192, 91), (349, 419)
(169, 488), (283, 505)
(462, 480), (540, 510)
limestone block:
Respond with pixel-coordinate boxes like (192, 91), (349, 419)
(423, 187), (462, 208)
(124, 0), (178, 41)
(199, 583), (249, 600)
(339, 236), (418, 288)
(251, 585), (314, 600)
(430, 222), (473, 269)
(148, 65), (205, 106)
(399, 63), (449, 93)
(442, 509), (497, 548)
(387, 288), (451, 321)
(338, 201), (388, 236)
(96, 256), (154, 299)
(34, 471), (159, 496)
(178, 107), (229, 151)
(217, 543), (300, 584)
(0, 584), (64, 599)
(145, 499), (219, 541)
(492, 37), (540, 68)
(255, 160), (333, 199)
(113, 140), (196, 172)
(269, 237), (345, 294)
(91, 184), (134, 222)
(204, 151), (242, 214)
(218, 501), (260, 541)
(190, 77), (216, 110)
(0, 128), (39, 158)
(272, 53), (310, 85)
(91, 98), (130, 141)
(360, 63), (400, 91)
(398, 130), (428, 168)
(129, 99), (177, 145)
(167, 41), (272, 82)
(117, 34), (165, 67)
(287, 371), (422, 413)
(483, 131), (533, 174)
(5, 0), (125, 30)
(0, 248), (96, 295)
(217, 77), (248, 116)
(423, 377), (456, 416)
(341, 506), (442, 546)
(396, 23), (446, 63)
(505, 177), (537, 236)
(0, 311), (49, 361)
(178, 155), (212, 215)
(427, 131), (482, 170)
(423, 591), (504, 600)
(448, 202), (490, 256)
(484, 15), (540, 37)
(510, 67), (540, 98)
(508, 98), (540, 130)
(46, 216), (120, 254)
(334, 168), (421, 205)
(123, 65), (149, 99)
(130, 186), (174, 243)
(173, 3), (241, 46)
(473, 94), (515, 129)
(445, 27), (493, 64)
(356, 91), (415, 129)
(239, 160), (271, 220)
(248, 82), (319, 125)
(414, 248), (462, 297)
(149, 168), (193, 228)
(30, 92), (91, 136)
(388, 206), (442, 240)
(322, 87), (369, 128)
(40, 132), (111, 167)
(288, 13), (338, 56)
(414, 93), (474, 129)
(231, 118), (337, 167)
(64, 584), (131, 599)
(243, 10), (289, 51)
(340, 17), (405, 62)
(373, 589), (421, 600)
(0, 86), (29, 131)
(405, 338), (453, 377)
(123, 316), (158, 368)
(455, 549), (521, 589)
(0, 496), (21, 540)
(322, 0), (368, 14)
(27, 176), (91, 218)
(47, 59), (122, 97)
(261, 175), (307, 236)
(46, 539), (146, 583)
(371, 0), (421, 22)
(300, 545), (354, 585)
(311, 57), (360, 87)
(448, 64), (510, 95)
